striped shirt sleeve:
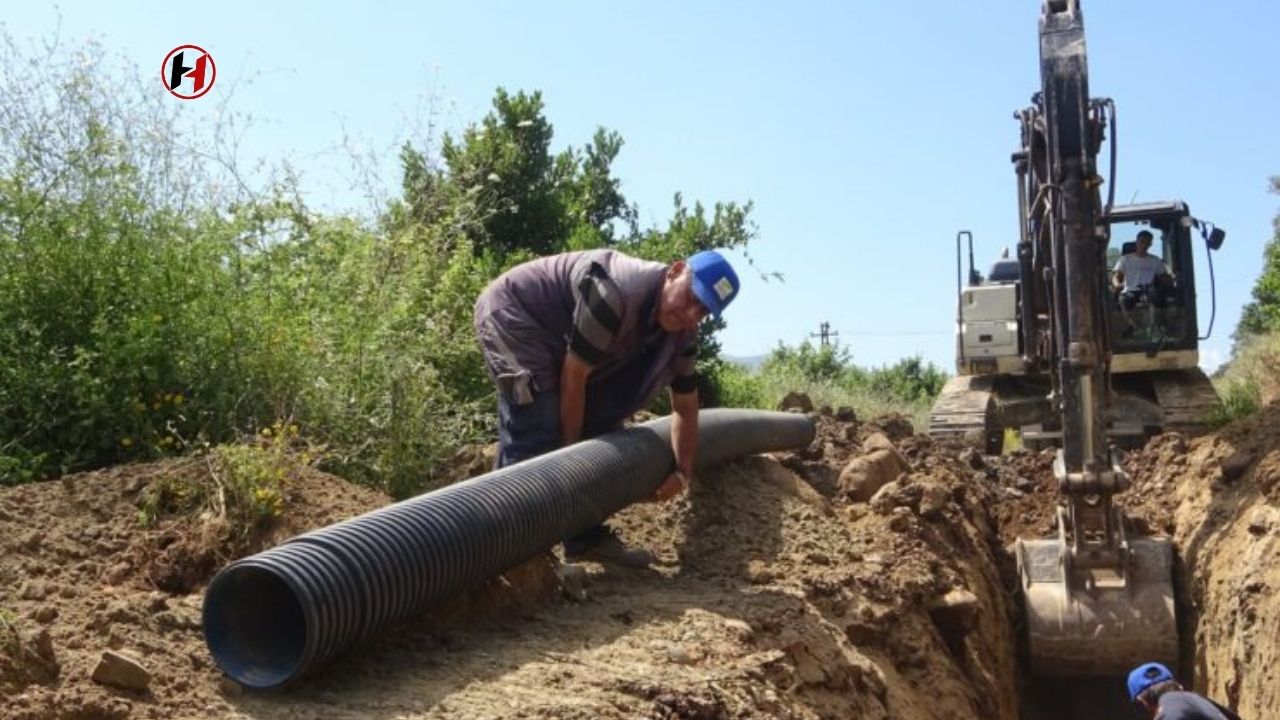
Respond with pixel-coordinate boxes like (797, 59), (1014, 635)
(670, 339), (698, 394)
(568, 261), (624, 366)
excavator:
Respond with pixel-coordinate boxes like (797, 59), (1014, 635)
(929, 1), (1227, 677)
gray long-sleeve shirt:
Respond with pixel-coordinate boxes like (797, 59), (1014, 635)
(473, 250), (696, 409)
(1156, 691), (1235, 720)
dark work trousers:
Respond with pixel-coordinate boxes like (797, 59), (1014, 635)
(494, 339), (668, 552)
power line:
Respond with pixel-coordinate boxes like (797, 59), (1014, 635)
(810, 321), (839, 347)
(815, 325), (950, 337)
(838, 330), (950, 337)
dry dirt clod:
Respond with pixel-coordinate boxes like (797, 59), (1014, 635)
(744, 559), (776, 584)
(887, 506), (914, 532)
(20, 530), (44, 550)
(555, 562), (589, 602)
(840, 447), (910, 502)
(929, 588), (979, 631)
(722, 619), (754, 643)
(869, 414), (915, 441)
(91, 649), (152, 692)
(218, 675), (243, 698)
(155, 610), (200, 633)
(665, 643), (698, 665)
(1220, 451), (1255, 483)
(958, 448), (986, 470)
(861, 432), (896, 454)
(918, 484), (951, 520)
(777, 391), (814, 413)
(18, 580), (48, 601)
(24, 627), (61, 675)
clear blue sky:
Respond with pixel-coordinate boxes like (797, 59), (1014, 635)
(8, 1), (1279, 371)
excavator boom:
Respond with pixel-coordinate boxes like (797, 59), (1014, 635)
(1014, 0), (1178, 677)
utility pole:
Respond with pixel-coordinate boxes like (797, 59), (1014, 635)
(810, 321), (838, 348)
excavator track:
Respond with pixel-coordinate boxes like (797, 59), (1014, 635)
(1149, 367), (1220, 435)
(928, 375), (999, 453)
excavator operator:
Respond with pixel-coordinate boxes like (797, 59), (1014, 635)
(1112, 230), (1174, 309)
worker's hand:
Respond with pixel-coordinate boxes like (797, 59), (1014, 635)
(648, 471), (690, 503)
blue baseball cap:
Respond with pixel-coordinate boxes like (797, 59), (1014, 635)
(1127, 662), (1175, 701)
(688, 250), (740, 318)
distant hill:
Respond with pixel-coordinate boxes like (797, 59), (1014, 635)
(723, 354), (766, 371)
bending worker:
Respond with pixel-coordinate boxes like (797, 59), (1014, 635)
(1127, 662), (1243, 720)
(472, 248), (740, 567)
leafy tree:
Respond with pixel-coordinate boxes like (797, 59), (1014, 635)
(863, 355), (949, 402)
(1236, 177), (1280, 339)
(397, 88), (637, 258)
(762, 341), (851, 382)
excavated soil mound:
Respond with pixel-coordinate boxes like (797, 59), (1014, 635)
(12, 406), (1275, 719)
(33, 405), (1280, 720)
(1, 413), (1035, 719)
(1124, 404), (1280, 718)
(0, 459), (390, 719)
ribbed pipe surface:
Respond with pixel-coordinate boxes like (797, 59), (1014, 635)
(202, 409), (814, 688)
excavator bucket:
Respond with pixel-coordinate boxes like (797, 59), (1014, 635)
(1016, 536), (1178, 676)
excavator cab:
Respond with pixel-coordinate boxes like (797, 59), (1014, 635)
(1105, 203), (1224, 359)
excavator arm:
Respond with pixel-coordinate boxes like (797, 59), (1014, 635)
(1014, 0), (1178, 677)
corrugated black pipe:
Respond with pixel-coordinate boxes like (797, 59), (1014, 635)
(202, 409), (814, 688)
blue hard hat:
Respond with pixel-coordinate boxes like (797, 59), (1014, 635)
(1127, 662), (1175, 701)
(688, 250), (739, 318)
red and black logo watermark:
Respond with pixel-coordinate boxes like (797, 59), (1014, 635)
(162, 45), (216, 99)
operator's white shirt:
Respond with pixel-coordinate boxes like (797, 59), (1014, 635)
(1113, 253), (1168, 291)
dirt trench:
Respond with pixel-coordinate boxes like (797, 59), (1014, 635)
(992, 405), (1280, 719)
(1, 407), (1276, 719)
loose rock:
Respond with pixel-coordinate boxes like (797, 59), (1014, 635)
(91, 649), (152, 692)
(840, 447), (911, 502)
(958, 448), (986, 470)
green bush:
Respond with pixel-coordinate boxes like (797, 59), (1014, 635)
(717, 340), (948, 429)
(0, 36), (495, 492)
(701, 359), (766, 409)
(761, 341), (851, 382)
(1206, 377), (1262, 428)
(0, 34), (760, 497)
(139, 426), (297, 531)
